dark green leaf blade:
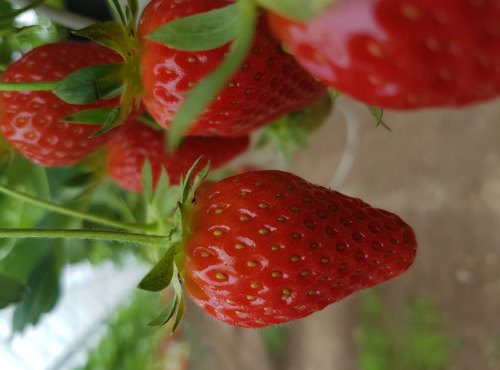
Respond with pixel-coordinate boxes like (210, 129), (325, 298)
(147, 4), (238, 51)
(12, 251), (61, 334)
(138, 248), (175, 292)
(62, 107), (119, 125)
(73, 21), (128, 53)
(54, 63), (124, 105)
(0, 274), (28, 309)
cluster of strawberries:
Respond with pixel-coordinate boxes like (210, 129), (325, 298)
(2, 0), (498, 328)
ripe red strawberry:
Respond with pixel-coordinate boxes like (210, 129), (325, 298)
(138, 0), (327, 137)
(268, 0), (500, 109)
(0, 42), (123, 166)
(183, 170), (417, 328)
(106, 119), (250, 191)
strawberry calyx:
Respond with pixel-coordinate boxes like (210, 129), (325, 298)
(70, 0), (144, 134)
(136, 157), (210, 330)
(257, 92), (334, 161)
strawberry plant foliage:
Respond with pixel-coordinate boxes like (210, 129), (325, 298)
(146, 4), (240, 51)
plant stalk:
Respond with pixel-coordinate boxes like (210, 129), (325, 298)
(0, 228), (169, 247)
(0, 183), (157, 233)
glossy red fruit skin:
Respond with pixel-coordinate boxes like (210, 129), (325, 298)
(138, 0), (326, 137)
(106, 119), (250, 192)
(0, 42), (123, 166)
(268, 0), (500, 109)
(183, 170), (417, 328)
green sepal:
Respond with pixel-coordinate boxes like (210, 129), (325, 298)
(171, 273), (185, 333)
(62, 107), (120, 130)
(179, 157), (204, 203)
(168, 0), (258, 149)
(73, 22), (129, 57)
(367, 106), (391, 132)
(191, 161), (211, 195)
(152, 169), (182, 219)
(138, 248), (175, 292)
(0, 274), (29, 309)
(258, 93), (333, 162)
(258, 116), (308, 162)
(255, 0), (334, 21)
(141, 159), (154, 202)
(147, 4), (239, 51)
(54, 63), (124, 105)
(147, 295), (179, 327)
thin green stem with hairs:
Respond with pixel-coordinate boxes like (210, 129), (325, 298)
(0, 228), (169, 247)
(0, 183), (158, 233)
(0, 81), (58, 92)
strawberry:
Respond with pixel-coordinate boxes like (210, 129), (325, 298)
(138, 0), (327, 137)
(268, 0), (500, 109)
(0, 42), (123, 166)
(106, 119), (250, 191)
(183, 170), (417, 328)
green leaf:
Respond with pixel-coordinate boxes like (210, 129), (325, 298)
(12, 250), (61, 334)
(147, 296), (178, 327)
(180, 157), (204, 203)
(141, 159), (154, 202)
(54, 63), (124, 105)
(152, 167), (169, 204)
(255, 0), (333, 21)
(367, 106), (391, 132)
(62, 107), (120, 125)
(0, 274), (28, 309)
(73, 22), (128, 55)
(147, 4), (239, 51)
(138, 248), (175, 292)
(168, 0), (258, 149)
(171, 274), (185, 333)
(192, 161), (211, 192)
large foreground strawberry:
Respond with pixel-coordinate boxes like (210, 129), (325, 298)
(183, 170), (417, 328)
(138, 0), (326, 137)
(268, 0), (500, 109)
(0, 42), (123, 166)
(107, 119), (250, 191)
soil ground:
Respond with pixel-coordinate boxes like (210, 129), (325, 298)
(182, 96), (500, 370)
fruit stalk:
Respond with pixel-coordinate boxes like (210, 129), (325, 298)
(0, 228), (169, 247)
(0, 183), (157, 233)
(0, 81), (58, 91)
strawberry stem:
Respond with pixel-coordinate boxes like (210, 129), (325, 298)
(0, 228), (169, 247)
(0, 81), (58, 92)
(0, 183), (157, 233)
